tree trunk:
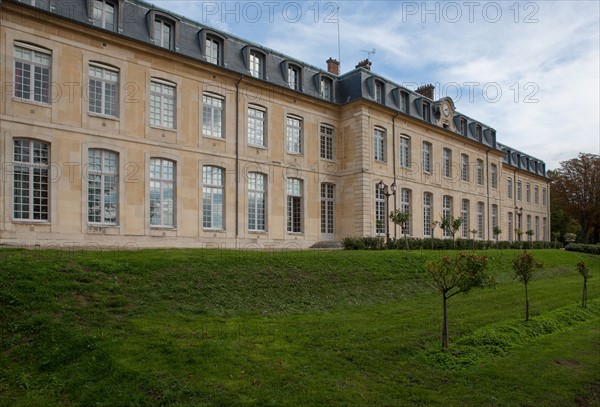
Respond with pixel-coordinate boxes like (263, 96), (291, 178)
(582, 281), (587, 308)
(442, 294), (449, 349)
(525, 283), (530, 321)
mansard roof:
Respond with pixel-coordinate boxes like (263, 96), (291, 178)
(8, 0), (546, 177)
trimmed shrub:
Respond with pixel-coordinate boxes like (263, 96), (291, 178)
(565, 243), (600, 255)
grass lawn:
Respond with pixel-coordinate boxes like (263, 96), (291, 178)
(0, 248), (598, 406)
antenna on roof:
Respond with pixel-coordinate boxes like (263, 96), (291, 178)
(360, 48), (376, 60)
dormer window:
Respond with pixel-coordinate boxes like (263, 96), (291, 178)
(320, 76), (333, 101)
(460, 117), (467, 136)
(92, 0), (115, 30)
(375, 80), (384, 104)
(401, 91), (409, 113)
(205, 35), (221, 65)
(287, 64), (301, 90)
(249, 51), (264, 79)
(475, 124), (483, 141)
(422, 101), (431, 122)
(149, 10), (178, 50)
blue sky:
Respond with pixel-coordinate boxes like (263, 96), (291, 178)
(154, 0), (600, 169)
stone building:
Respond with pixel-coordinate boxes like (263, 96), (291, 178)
(0, 0), (551, 248)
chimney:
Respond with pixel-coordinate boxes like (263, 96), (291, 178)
(355, 59), (372, 71)
(326, 58), (340, 75)
(416, 84), (435, 99)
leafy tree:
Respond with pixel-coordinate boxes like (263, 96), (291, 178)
(549, 153), (600, 243)
(389, 210), (410, 250)
(448, 216), (463, 249)
(493, 226), (502, 248)
(526, 229), (534, 241)
(425, 253), (494, 349)
(470, 229), (478, 250)
(576, 262), (592, 308)
(513, 251), (543, 321)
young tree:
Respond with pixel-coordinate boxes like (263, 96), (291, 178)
(526, 229), (534, 242)
(493, 226), (502, 248)
(425, 253), (494, 349)
(576, 262), (592, 308)
(390, 210), (410, 250)
(449, 217), (463, 249)
(513, 251), (544, 321)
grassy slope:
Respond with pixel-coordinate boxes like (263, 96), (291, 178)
(0, 249), (598, 406)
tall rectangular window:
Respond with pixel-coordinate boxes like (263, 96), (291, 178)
(401, 92), (409, 113)
(527, 215), (532, 241)
(375, 81), (384, 103)
(507, 177), (513, 199)
(321, 183), (335, 235)
(542, 188), (547, 206)
(13, 139), (49, 221)
(422, 101), (431, 122)
(150, 158), (175, 227)
(460, 118), (467, 136)
(249, 51), (263, 79)
(461, 199), (470, 239)
(517, 181), (522, 201)
(543, 217), (547, 241)
(422, 142), (432, 173)
(461, 154), (469, 182)
(534, 185), (539, 205)
(287, 65), (300, 90)
(375, 187), (386, 235)
(477, 202), (484, 239)
(399, 136), (410, 168)
(476, 159), (484, 186)
(320, 77), (332, 101)
(205, 37), (220, 65)
(443, 195), (452, 237)
(491, 164), (498, 189)
(443, 148), (452, 178)
(320, 125), (334, 160)
(423, 192), (432, 237)
(492, 204), (498, 238)
(508, 212), (514, 242)
(401, 189), (411, 236)
(286, 116), (303, 154)
(150, 80), (175, 128)
(88, 64), (119, 117)
(88, 149), (118, 224)
(247, 106), (265, 146)
(14, 44), (51, 104)
(154, 19), (172, 49)
(202, 166), (224, 229)
(248, 172), (266, 231)
(92, 0), (115, 31)
(526, 183), (531, 203)
(374, 128), (386, 162)
(202, 94), (223, 138)
(287, 178), (302, 233)
(535, 216), (540, 240)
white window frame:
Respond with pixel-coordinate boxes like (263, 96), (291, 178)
(423, 192), (432, 237)
(13, 139), (50, 222)
(374, 128), (386, 162)
(287, 178), (303, 233)
(507, 177), (513, 199)
(375, 187), (386, 235)
(13, 43), (51, 104)
(491, 164), (498, 189)
(286, 115), (303, 154)
(92, 0), (116, 30)
(461, 199), (470, 239)
(526, 183), (531, 203)
(320, 77), (333, 101)
(248, 172), (266, 232)
(517, 181), (522, 201)
(202, 93), (224, 138)
(461, 154), (470, 182)
(205, 36), (221, 65)
(249, 51), (263, 79)
(88, 63), (119, 117)
(477, 202), (484, 239)
(320, 125), (334, 160)
(150, 79), (176, 128)
(401, 188), (411, 236)
(202, 166), (224, 230)
(247, 105), (266, 147)
(422, 142), (432, 173)
(399, 136), (410, 168)
(476, 159), (484, 186)
(87, 149), (119, 225)
(321, 183), (335, 236)
(149, 158), (175, 227)
(154, 18), (172, 49)
(443, 195), (452, 237)
(443, 148), (452, 178)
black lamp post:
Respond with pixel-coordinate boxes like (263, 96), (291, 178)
(515, 206), (523, 241)
(377, 180), (397, 243)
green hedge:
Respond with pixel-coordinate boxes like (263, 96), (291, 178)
(565, 243), (600, 255)
(342, 236), (561, 250)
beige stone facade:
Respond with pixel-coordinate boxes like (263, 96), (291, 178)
(0, 0), (551, 249)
